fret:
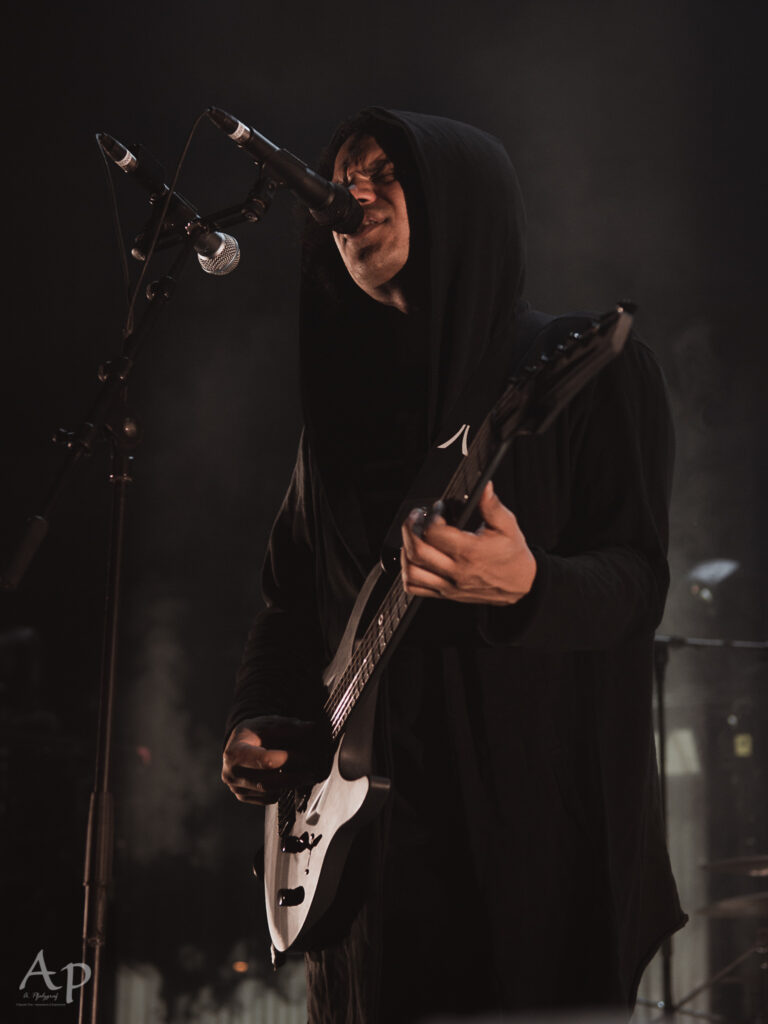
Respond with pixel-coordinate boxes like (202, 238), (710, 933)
(325, 575), (414, 735)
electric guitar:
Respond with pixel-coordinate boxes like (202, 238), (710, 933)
(262, 304), (634, 953)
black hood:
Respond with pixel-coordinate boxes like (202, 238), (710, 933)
(299, 108), (529, 566)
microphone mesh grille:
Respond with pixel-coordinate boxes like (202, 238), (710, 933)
(197, 235), (241, 276)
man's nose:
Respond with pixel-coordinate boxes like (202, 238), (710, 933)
(347, 174), (376, 202)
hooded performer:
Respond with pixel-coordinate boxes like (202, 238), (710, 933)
(222, 109), (687, 1022)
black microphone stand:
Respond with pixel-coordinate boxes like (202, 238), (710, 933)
(5, 239), (195, 1024)
(78, 243), (195, 1024)
(2, 167), (282, 1024)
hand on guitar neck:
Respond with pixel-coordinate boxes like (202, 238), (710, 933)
(221, 716), (333, 806)
(400, 480), (537, 605)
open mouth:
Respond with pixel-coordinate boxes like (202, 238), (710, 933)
(352, 219), (385, 237)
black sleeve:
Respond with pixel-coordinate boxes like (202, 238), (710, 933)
(224, 433), (326, 738)
(479, 338), (674, 650)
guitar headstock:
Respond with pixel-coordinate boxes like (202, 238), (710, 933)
(495, 304), (634, 440)
(379, 303), (636, 554)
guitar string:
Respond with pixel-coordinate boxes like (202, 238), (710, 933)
(323, 539), (407, 722)
(326, 584), (408, 736)
(324, 562), (407, 731)
(323, 413), (497, 734)
(324, 461), (460, 731)
(330, 587), (410, 732)
(322, 406), (509, 734)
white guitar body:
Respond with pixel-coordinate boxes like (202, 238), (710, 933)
(263, 734), (389, 951)
(263, 565), (392, 953)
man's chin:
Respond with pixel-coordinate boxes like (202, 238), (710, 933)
(347, 249), (389, 279)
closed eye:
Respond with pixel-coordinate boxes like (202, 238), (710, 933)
(335, 158), (397, 189)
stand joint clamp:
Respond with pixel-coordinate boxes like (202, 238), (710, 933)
(97, 355), (134, 384)
(145, 275), (177, 302)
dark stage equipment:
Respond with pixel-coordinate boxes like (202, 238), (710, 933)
(641, 598), (768, 1023)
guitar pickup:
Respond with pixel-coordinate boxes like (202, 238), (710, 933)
(277, 886), (305, 907)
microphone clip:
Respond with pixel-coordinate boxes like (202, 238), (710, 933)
(131, 191), (198, 263)
(240, 167), (280, 224)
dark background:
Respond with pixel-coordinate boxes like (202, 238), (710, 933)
(1, 1), (765, 1020)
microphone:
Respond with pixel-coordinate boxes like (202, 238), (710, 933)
(206, 107), (364, 234)
(188, 229), (241, 276)
(97, 133), (240, 275)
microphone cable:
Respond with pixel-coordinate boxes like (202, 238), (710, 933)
(96, 109), (211, 342)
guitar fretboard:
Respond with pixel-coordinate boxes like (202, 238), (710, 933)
(322, 413), (499, 739)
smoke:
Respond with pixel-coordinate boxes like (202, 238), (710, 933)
(118, 592), (219, 865)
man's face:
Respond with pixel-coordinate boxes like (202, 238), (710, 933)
(331, 134), (410, 298)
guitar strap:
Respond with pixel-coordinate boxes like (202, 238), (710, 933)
(378, 307), (596, 566)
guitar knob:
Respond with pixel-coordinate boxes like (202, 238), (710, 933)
(277, 886), (305, 907)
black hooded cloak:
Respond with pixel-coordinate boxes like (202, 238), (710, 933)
(226, 109), (686, 1022)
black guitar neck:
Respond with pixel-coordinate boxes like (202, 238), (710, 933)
(322, 305), (632, 740)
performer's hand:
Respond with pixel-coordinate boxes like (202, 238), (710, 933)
(222, 715), (331, 805)
(400, 480), (536, 605)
